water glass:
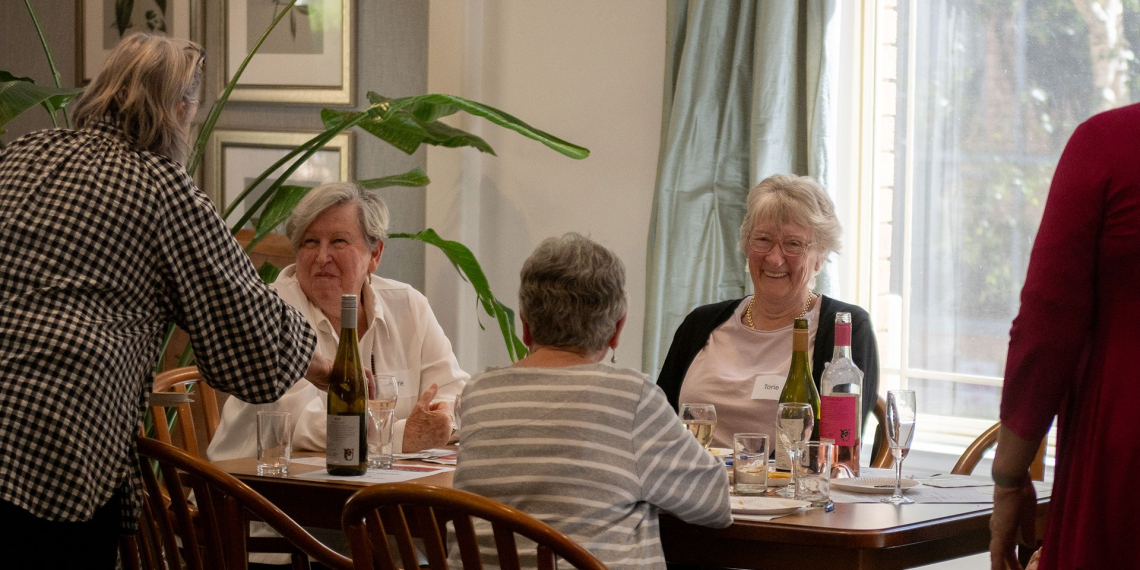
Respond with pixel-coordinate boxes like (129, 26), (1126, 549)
(367, 406), (395, 469)
(795, 440), (833, 507)
(733, 433), (769, 495)
(680, 403), (718, 449)
(256, 411), (291, 476)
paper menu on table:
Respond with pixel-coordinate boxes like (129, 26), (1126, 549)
(295, 463), (455, 484)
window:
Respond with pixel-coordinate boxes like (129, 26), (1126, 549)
(852, 0), (1139, 454)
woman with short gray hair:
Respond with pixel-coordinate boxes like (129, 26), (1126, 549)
(658, 173), (879, 456)
(211, 181), (467, 462)
(452, 233), (731, 570)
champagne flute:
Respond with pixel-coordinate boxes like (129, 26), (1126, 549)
(881, 390), (917, 504)
(679, 403), (718, 449)
(776, 403), (815, 498)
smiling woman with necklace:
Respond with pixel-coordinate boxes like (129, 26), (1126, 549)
(657, 174), (880, 451)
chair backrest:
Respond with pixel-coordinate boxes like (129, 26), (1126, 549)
(342, 484), (610, 570)
(149, 366), (220, 459)
(126, 437), (353, 570)
(869, 395), (893, 468)
(951, 421), (1047, 481)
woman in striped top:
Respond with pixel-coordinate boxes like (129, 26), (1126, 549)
(453, 233), (732, 570)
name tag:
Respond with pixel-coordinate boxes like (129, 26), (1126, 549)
(751, 375), (786, 400)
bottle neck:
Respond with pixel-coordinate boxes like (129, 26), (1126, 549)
(832, 322), (852, 360)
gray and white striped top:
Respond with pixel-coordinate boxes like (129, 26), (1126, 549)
(452, 363), (732, 570)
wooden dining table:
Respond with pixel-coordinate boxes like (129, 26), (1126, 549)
(214, 453), (1050, 570)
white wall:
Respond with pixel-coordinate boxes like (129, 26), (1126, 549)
(426, 0), (666, 373)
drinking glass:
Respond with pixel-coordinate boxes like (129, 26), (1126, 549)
(733, 433), (769, 495)
(453, 392), (463, 434)
(881, 390), (917, 504)
(795, 441), (833, 507)
(679, 403), (718, 449)
(256, 411), (291, 476)
(776, 403), (814, 497)
(367, 375), (399, 469)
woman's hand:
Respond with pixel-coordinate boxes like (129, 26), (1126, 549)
(989, 477), (1037, 570)
(305, 355), (332, 391)
(401, 384), (452, 452)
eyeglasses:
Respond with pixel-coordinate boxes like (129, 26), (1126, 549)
(748, 236), (812, 257)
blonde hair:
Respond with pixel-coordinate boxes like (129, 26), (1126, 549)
(73, 34), (206, 163)
(738, 174), (842, 258)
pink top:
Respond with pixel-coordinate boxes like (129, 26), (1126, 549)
(679, 297), (820, 449)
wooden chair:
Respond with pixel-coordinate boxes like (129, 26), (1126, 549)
(124, 437), (353, 570)
(149, 366), (220, 459)
(868, 395), (892, 468)
(951, 421), (1047, 481)
(342, 484), (610, 570)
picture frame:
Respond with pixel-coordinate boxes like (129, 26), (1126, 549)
(77, 0), (199, 84)
(206, 129), (354, 231)
(224, 0), (354, 105)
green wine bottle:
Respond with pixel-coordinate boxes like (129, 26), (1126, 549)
(775, 317), (821, 470)
(326, 294), (368, 476)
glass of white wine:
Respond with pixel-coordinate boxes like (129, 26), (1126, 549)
(881, 390), (917, 504)
(679, 403), (718, 449)
(367, 375), (399, 469)
(776, 402), (815, 498)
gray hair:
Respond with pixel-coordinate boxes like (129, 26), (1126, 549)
(519, 233), (627, 354)
(737, 174), (842, 259)
(73, 33), (205, 163)
(285, 182), (390, 251)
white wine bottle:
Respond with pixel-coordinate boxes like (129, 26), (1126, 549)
(775, 317), (821, 470)
(820, 312), (864, 477)
(326, 294), (367, 476)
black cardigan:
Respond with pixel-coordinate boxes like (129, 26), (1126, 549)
(656, 295), (880, 428)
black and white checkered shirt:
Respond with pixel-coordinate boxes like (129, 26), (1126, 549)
(0, 118), (317, 532)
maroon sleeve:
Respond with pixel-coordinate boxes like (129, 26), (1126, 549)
(1000, 118), (1109, 442)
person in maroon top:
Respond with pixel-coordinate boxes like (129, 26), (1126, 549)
(990, 102), (1140, 569)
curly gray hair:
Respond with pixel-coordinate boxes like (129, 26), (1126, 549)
(737, 174), (842, 259)
(519, 233), (627, 354)
(285, 182), (389, 252)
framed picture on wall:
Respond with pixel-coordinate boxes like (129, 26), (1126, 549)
(223, 0), (354, 104)
(77, 0), (198, 84)
(206, 129), (354, 232)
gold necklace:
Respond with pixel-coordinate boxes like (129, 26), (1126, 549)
(745, 293), (814, 329)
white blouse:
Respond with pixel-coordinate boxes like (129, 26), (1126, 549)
(208, 266), (468, 460)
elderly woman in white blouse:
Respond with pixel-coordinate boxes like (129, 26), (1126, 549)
(209, 182), (468, 461)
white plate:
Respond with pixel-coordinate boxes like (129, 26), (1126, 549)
(708, 447), (732, 459)
(729, 496), (810, 515)
(830, 477), (922, 494)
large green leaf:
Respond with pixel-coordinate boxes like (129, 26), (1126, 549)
(357, 168), (430, 189)
(257, 261), (282, 284)
(320, 93), (590, 160)
(0, 72), (83, 135)
(391, 229), (528, 361)
(377, 92), (590, 159)
(252, 184), (311, 247)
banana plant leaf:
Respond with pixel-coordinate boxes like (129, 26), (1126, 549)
(391, 228), (528, 361)
(257, 261), (282, 284)
(248, 184), (311, 251)
(320, 92), (589, 160)
(0, 72), (83, 135)
(358, 167), (431, 189)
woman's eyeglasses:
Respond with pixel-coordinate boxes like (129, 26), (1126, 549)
(748, 236), (812, 257)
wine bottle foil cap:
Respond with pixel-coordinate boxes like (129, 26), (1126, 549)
(341, 294), (358, 327)
(341, 294), (358, 310)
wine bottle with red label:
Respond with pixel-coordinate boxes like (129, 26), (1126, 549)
(820, 312), (864, 477)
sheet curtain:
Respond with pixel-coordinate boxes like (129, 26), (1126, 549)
(643, 0), (837, 376)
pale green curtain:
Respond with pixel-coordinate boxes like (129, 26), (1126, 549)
(643, 0), (837, 375)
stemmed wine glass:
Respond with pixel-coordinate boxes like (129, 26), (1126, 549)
(679, 403), (718, 449)
(776, 402), (814, 498)
(881, 390), (917, 504)
(367, 375), (399, 468)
